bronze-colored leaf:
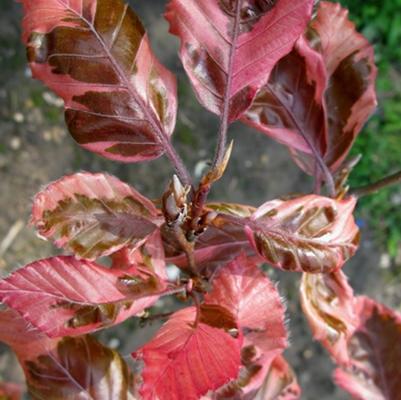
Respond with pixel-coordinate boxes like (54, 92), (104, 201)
(26, 336), (134, 400)
(22, 0), (177, 162)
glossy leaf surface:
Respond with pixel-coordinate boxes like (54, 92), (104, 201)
(31, 172), (159, 260)
(0, 256), (165, 337)
(243, 35), (327, 155)
(300, 271), (357, 364)
(204, 253), (287, 356)
(166, 0), (313, 121)
(292, 1), (377, 174)
(0, 308), (134, 400)
(27, 335), (134, 400)
(134, 306), (242, 400)
(246, 195), (359, 273)
(334, 296), (401, 400)
(21, 0), (177, 162)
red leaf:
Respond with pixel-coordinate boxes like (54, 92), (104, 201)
(246, 195), (360, 273)
(165, 0), (313, 121)
(0, 382), (22, 400)
(204, 253), (287, 357)
(0, 256), (166, 337)
(31, 172), (160, 260)
(300, 271), (358, 364)
(291, 1), (377, 174)
(0, 309), (135, 400)
(163, 203), (259, 276)
(243, 35), (328, 156)
(0, 308), (56, 361)
(334, 296), (401, 400)
(134, 307), (242, 400)
(21, 0), (177, 162)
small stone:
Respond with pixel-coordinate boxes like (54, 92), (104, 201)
(42, 91), (64, 107)
(108, 338), (120, 349)
(43, 130), (52, 142)
(260, 154), (269, 165)
(379, 253), (391, 269)
(303, 349), (313, 359)
(166, 264), (181, 281)
(13, 112), (24, 123)
(10, 137), (21, 150)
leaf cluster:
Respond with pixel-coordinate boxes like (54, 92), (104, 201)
(1, 1), (401, 399)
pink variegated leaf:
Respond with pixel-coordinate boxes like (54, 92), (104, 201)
(252, 356), (301, 400)
(300, 270), (358, 364)
(246, 195), (360, 273)
(111, 231), (167, 279)
(334, 296), (401, 400)
(165, 0), (314, 121)
(0, 308), (135, 400)
(163, 203), (259, 276)
(205, 354), (300, 400)
(0, 307), (58, 366)
(291, 1), (377, 174)
(21, 0), (177, 162)
(134, 306), (242, 400)
(31, 172), (160, 260)
(243, 35), (328, 156)
(0, 256), (167, 337)
(204, 253), (287, 357)
(0, 382), (23, 400)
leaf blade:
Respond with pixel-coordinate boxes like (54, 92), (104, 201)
(334, 296), (401, 400)
(246, 195), (360, 273)
(134, 307), (242, 400)
(243, 35), (328, 155)
(0, 256), (165, 337)
(21, 0), (177, 162)
(31, 172), (160, 260)
(165, 0), (314, 120)
(300, 270), (358, 364)
(204, 253), (287, 356)
(292, 1), (378, 174)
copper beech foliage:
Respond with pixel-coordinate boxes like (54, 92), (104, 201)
(0, 0), (400, 399)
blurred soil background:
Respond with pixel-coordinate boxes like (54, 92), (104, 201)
(0, 0), (400, 398)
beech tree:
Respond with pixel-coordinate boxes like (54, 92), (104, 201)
(1, 1), (401, 399)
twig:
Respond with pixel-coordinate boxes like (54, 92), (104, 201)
(351, 170), (401, 198)
(0, 219), (24, 258)
(164, 141), (192, 187)
(140, 311), (175, 325)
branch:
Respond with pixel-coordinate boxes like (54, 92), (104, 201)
(351, 170), (401, 198)
(164, 141), (192, 187)
(189, 1), (242, 228)
(212, 0), (242, 169)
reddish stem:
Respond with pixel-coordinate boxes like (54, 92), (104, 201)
(191, 292), (202, 328)
(190, 0), (243, 219)
(212, 0), (242, 169)
(351, 170), (401, 198)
